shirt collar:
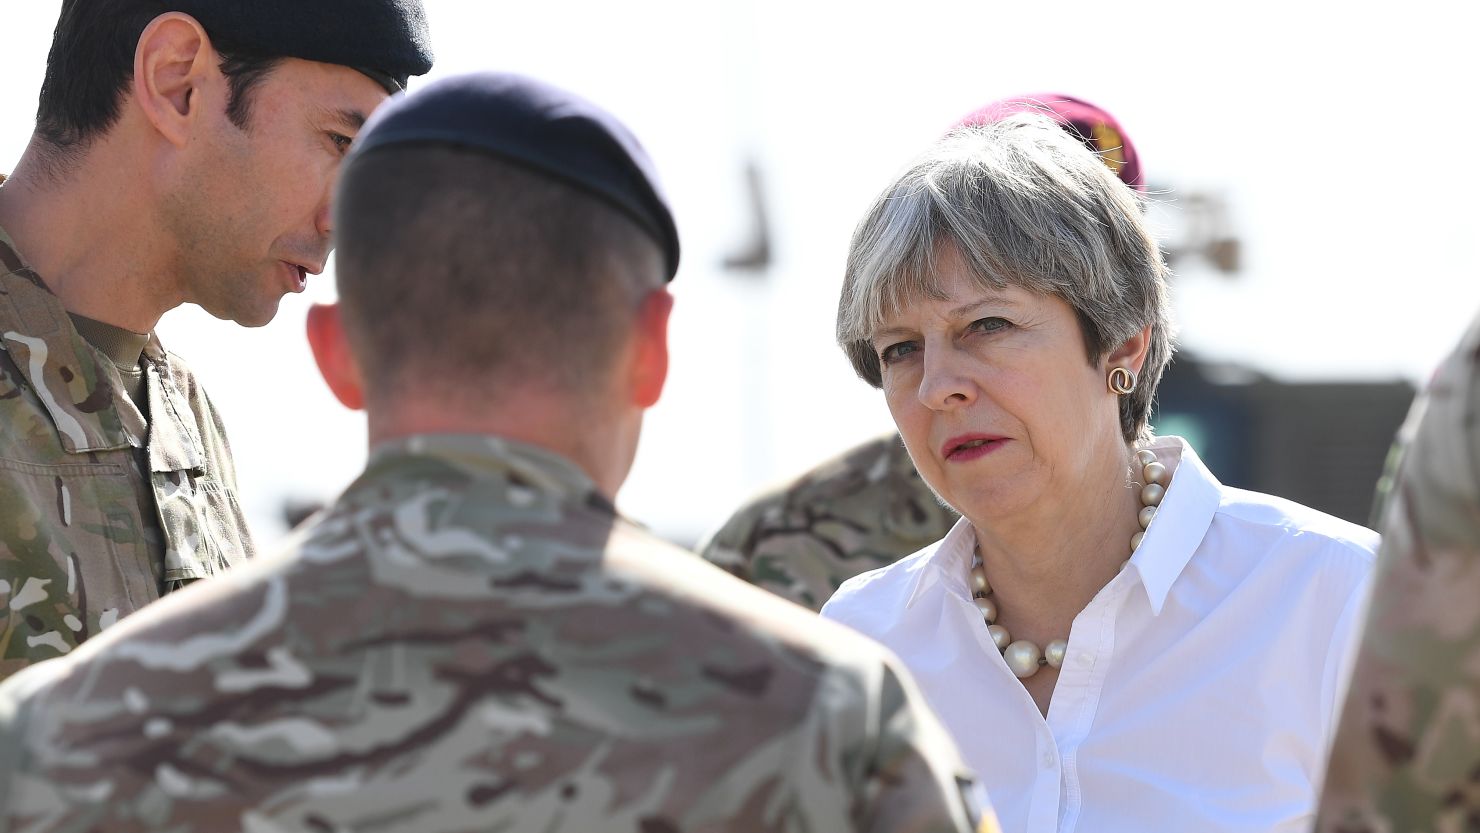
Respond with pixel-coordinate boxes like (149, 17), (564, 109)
(907, 436), (1222, 616)
(139, 337), (209, 474)
(0, 225), (145, 453)
(67, 311), (150, 370)
(1123, 436), (1222, 615)
(905, 514), (976, 609)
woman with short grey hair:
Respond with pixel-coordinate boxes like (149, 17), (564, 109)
(822, 114), (1377, 833)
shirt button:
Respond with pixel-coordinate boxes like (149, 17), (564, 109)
(1077, 652), (1093, 666)
(1041, 751), (1056, 768)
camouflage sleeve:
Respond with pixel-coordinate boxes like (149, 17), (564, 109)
(1315, 312), (1480, 832)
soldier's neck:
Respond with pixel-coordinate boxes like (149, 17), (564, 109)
(0, 136), (181, 333)
(366, 392), (639, 502)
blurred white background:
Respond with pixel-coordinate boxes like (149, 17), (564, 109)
(2, 1), (1476, 547)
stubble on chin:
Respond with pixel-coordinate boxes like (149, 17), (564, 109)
(194, 265), (284, 328)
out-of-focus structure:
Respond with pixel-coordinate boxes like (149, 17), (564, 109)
(1150, 188), (1413, 524)
(1156, 356), (1412, 525)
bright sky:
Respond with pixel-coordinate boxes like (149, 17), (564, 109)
(2, 1), (1477, 546)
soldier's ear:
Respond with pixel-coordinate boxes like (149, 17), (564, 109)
(306, 303), (365, 411)
(133, 13), (216, 149)
(630, 288), (673, 409)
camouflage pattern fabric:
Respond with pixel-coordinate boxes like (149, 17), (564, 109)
(0, 434), (995, 833)
(0, 225), (254, 680)
(700, 433), (956, 611)
(1315, 310), (1480, 832)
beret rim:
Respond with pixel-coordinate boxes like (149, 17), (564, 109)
(352, 133), (680, 281)
(349, 74), (682, 283)
(170, 0), (434, 88)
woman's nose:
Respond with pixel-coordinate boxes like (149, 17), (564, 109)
(917, 348), (976, 410)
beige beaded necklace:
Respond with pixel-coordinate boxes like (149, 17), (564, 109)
(970, 448), (1170, 679)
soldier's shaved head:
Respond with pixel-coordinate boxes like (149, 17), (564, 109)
(334, 144), (664, 410)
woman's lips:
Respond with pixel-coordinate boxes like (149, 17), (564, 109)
(942, 434), (1008, 462)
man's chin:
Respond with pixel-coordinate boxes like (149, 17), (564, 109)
(198, 297), (283, 328)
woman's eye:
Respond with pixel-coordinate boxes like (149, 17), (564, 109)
(968, 317), (1011, 334)
(879, 341), (919, 364)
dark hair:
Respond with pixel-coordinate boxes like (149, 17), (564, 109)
(36, 0), (281, 156)
(334, 145), (664, 405)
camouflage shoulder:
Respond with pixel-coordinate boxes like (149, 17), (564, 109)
(0, 647), (81, 822)
(837, 639), (996, 833)
(610, 528), (988, 832)
(700, 432), (955, 611)
(701, 434), (908, 559)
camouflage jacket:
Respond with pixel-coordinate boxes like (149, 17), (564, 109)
(1315, 310), (1480, 832)
(0, 226), (254, 680)
(0, 434), (995, 833)
(700, 433), (957, 611)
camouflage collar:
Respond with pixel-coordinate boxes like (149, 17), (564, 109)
(0, 226), (148, 454)
(366, 433), (620, 516)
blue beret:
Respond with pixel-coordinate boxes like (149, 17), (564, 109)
(173, 0), (433, 92)
(351, 72), (680, 281)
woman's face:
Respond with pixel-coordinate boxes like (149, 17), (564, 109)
(870, 248), (1127, 522)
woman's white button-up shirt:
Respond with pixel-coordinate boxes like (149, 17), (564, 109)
(821, 436), (1376, 833)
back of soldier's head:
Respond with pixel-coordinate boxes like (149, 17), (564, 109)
(331, 73), (680, 408)
(336, 147), (661, 404)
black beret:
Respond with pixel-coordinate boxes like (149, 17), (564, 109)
(173, 0), (433, 92)
(350, 72), (680, 281)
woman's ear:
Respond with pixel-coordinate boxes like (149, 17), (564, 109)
(1105, 323), (1153, 377)
(306, 303), (365, 411)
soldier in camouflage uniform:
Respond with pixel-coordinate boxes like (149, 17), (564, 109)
(700, 93), (1145, 610)
(0, 72), (997, 833)
(1314, 310), (1480, 832)
(0, 1), (432, 678)
(0, 231), (253, 670)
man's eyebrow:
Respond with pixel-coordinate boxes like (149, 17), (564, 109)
(327, 108), (368, 131)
